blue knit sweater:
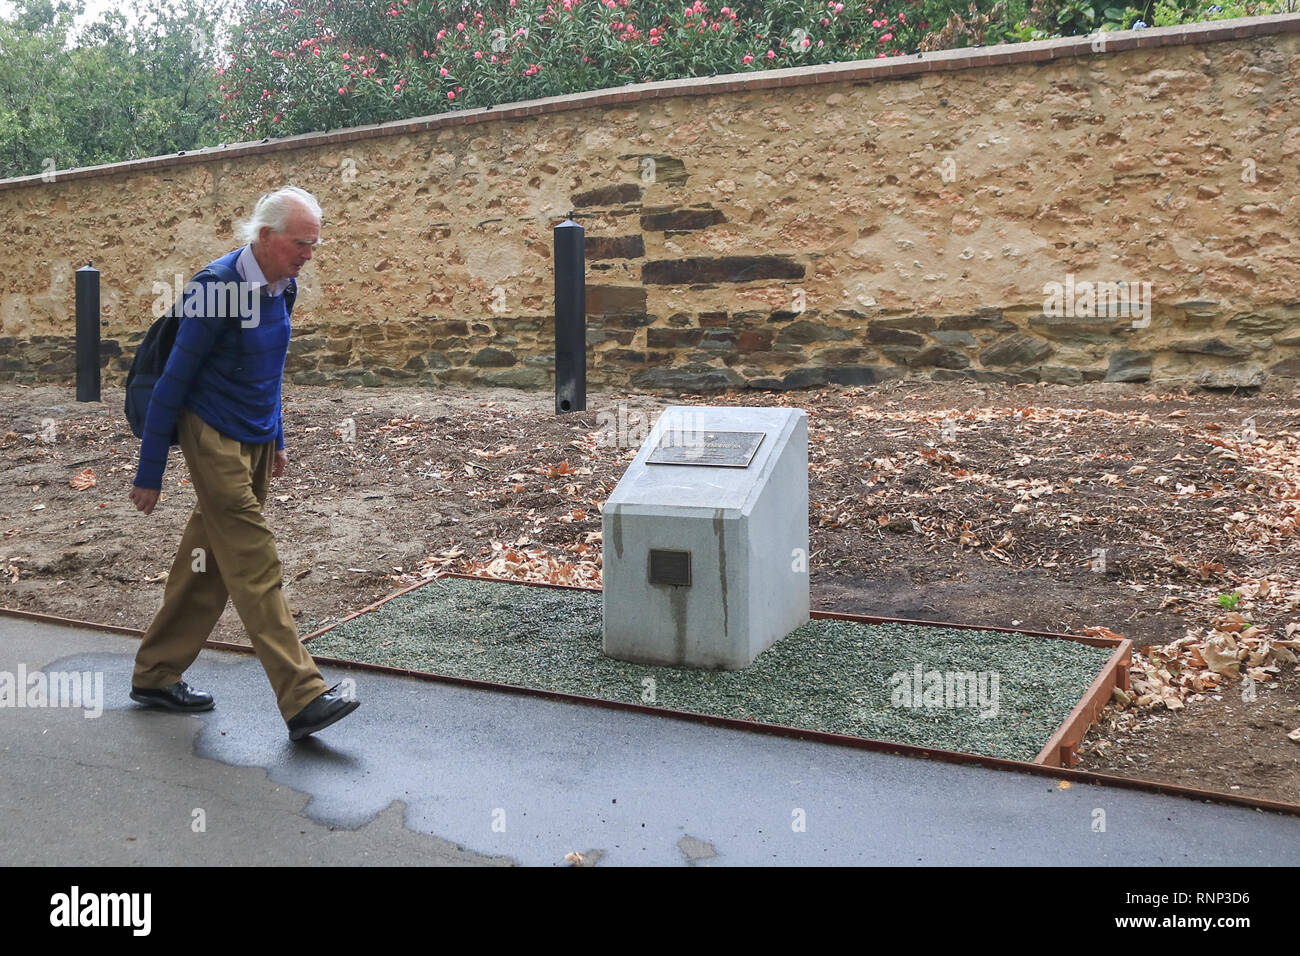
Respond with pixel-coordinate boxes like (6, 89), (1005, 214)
(133, 248), (294, 491)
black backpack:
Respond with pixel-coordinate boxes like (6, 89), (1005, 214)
(124, 263), (296, 445)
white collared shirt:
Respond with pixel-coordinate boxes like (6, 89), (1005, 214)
(235, 244), (292, 297)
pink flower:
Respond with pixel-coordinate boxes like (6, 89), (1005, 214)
(766, 49), (775, 58)
(448, 90), (455, 99)
(342, 52), (350, 60)
(474, 50), (483, 58)
(650, 35), (659, 44)
(898, 12), (906, 22)
(439, 66), (449, 75)
(456, 22), (465, 31)
(684, 8), (692, 16)
(801, 36), (810, 46)
(338, 86), (346, 94)
(821, 17), (829, 25)
(880, 32), (892, 41)
(742, 52), (753, 63)
(834, 2), (843, 12)
(712, 22), (720, 30)
(872, 19), (882, 27)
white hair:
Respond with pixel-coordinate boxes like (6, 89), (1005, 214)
(239, 186), (322, 244)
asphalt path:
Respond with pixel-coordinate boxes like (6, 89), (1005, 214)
(2, 614), (1298, 866)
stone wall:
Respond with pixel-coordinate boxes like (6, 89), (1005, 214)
(2, 15), (1299, 392)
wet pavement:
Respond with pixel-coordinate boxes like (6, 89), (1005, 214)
(3, 613), (1298, 866)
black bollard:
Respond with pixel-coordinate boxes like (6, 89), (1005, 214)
(554, 217), (586, 414)
(75, 261), (101, 403)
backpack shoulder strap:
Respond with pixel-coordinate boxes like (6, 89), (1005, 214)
(196, 262), (242, 285)
(185, 262), (247, 349)
(284, 278), (297, 316)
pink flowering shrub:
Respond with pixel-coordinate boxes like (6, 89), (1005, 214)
(218, 0), (938, 137)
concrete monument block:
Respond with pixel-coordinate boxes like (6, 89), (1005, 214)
(602, 405), (809, 669)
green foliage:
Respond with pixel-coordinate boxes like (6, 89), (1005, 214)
(216, 0), (951, 139)
(1151, 0), (1277, 25)
(1029, 0), (1286, 35)
(0, 0), (1294, 173)
(0, 0), (225, 178)
(1217, 592), (1241, 609)
(914, 0), (1034, 49)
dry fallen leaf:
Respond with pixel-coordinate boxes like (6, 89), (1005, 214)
(69, 469), (96, 490)
(1202, 635), (1241, 678)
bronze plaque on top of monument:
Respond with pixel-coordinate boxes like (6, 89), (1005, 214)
(646, 430), (765, 469)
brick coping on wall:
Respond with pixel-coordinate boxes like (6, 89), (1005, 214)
(2, 13), (1298, 192)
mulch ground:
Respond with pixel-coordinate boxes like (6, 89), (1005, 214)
(2, 379), (1297, 803)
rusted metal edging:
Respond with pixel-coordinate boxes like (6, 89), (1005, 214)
(798, 606), (1134, 768)
(0, 605), (145, 637)
(1036, 638), (1133, 768)
(305, 573), (1125, 768)
(367, 574), (1133, 768)
(298, 574), (446, 643)
(2, 595), (1294, 819)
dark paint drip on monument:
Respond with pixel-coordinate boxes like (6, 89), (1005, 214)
(713, 509), (728, 636)
(670, 587), (687, 664)
(611, 508), (624, 560)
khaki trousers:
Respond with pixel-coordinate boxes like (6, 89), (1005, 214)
(133, 409), (326, 721)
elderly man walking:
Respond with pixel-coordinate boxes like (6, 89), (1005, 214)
(127, 186), (359, 741)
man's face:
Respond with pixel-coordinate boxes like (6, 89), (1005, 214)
(256, 202), (321, 284)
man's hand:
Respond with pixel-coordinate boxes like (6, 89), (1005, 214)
(129, 486), (161, 515)
(273, 448), (288, 478)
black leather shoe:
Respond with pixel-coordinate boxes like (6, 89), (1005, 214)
(130, 681), (215, 713)
(286, 684), (359, 741)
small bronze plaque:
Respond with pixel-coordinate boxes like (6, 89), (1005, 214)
(648, 549), (691, 587)
(646, 430), (765, 469)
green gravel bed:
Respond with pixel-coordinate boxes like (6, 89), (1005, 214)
(308, 577), (1115, 761)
